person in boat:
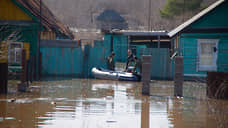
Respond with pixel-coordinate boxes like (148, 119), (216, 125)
(125, 49), (134, 72)
(107, 52), (115, 71)
(132, 56), (142, 74)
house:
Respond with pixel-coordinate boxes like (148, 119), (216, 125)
(0, 0), (73, 77)
(96, 10), (128, 31)
(168, 0), (228, 79)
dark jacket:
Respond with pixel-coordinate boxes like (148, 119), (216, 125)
(133, 58), (142, 73)
(125, 54), (134, 70)
(107, 56), (115, 71)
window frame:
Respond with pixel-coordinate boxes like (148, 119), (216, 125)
(197, 39), (218, 71)
(8, 41), (23, 64)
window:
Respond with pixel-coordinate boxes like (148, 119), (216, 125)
(8, 42), (23, 64)
(197, 39), (218, 71)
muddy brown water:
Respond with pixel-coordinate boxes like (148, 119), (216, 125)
(0, 79), (228, 128)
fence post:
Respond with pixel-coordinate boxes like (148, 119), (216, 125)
(39, 52), (42, 80)
(0, 63), (8, 94)
(142, 55), (151, 95)
(18, 49), (28, 92)
(0, 41), (8, 94)
(29, 56), (33, 83)
(34, 55), (37, 80)
(174, 56), (183, 97)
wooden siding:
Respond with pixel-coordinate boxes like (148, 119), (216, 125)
(191, 2), (228, 29)
(23, 42), (30, 60)
(0, 0), (32, 21)
(179, 36), (206, 77)
(180, 33), (228, 76)
(0, 24), (39, 56)
(218, 37), (228, 72)
(40, 31), (56, 40)
(172, 1), (228, 77)
(0, 41), (8, 63)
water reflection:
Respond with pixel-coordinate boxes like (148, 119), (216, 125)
(0, 79), (228, 128)
(141, 96), (149, 128)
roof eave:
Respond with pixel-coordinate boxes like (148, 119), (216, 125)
(168, 0), (225, 38)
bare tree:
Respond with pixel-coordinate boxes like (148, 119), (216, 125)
(43, 0), (217, 31)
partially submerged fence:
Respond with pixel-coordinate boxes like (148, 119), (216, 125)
(40, 40), (174, 80)
(139, 48), (174, 80)
(40, 40), (108, 78)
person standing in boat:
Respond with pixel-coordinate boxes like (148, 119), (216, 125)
(107, 52), (115, 71)
(132, 56), (142, 74)
(125, 49), (134, 72)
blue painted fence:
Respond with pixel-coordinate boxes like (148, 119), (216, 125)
(40, 40), (108, 77)
(139, 48), (174, 80)
(40, 40), (174, 80)
(104, 34), (128, 62)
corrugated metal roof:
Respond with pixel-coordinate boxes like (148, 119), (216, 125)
(15, 0), (74, 39)
(168, 0), (225, 38)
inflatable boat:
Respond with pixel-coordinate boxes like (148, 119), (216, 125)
(91, 67), (141, 81)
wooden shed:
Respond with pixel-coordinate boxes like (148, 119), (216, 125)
(169, 0), (228, 79)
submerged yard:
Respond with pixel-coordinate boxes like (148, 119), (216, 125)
(0, 79), (228, 128)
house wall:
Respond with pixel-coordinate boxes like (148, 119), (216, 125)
(0, 0), (40, 57)
(40, 31), (56, 40)
(0, 41), (8, 63)
(179, 33), (228, 77)
(191, 1), (228, 29)
(174, 1), (228, 78)
(0, 0), (32, 21)
(0, 24), (39, 57)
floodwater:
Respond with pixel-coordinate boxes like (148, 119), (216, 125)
(0, 79), (228, 128)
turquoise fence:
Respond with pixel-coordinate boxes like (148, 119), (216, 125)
(139, 48), (174, 80)
(104, 34), (128, 62)
(40, 40), (108, 78)
(40, 40), (174, 80)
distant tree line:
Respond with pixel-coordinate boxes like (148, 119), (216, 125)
(159, 0), (204, 18)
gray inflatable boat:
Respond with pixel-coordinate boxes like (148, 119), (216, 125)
(91, 67), (141, 81)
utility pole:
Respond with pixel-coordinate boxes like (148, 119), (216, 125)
(182, 0), (186, 22)
(37, 0), (42, 80)
(34, 0), (42, 80)
(148, 0), (151, 31)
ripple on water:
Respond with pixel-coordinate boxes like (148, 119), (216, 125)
(4, 117), (16, 120)
(0, 117), (3, 122)
(14, 98), (33, 103)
